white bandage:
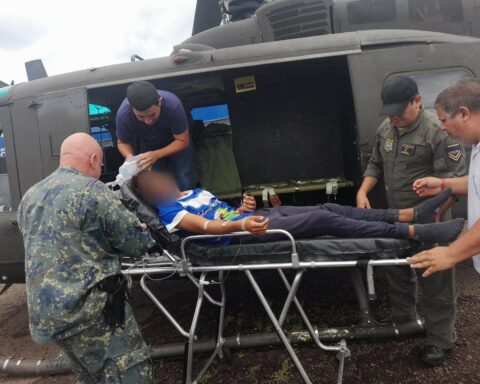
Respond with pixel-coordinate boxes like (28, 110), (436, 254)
(203, 221), (209, 233)
(241, 218), (247, 231)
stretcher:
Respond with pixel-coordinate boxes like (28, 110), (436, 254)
(119, 183), (425, 384)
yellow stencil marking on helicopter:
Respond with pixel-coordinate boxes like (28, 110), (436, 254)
(235, 75), (257, 94)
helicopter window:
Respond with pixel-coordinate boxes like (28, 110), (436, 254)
(0, 131), (5, 165)
(0, 130), (11, 211)
(191, 104), (230, 124)
(409, 0), (463, 23)
(88, 102), (121, 183)
(386, 68), (474, 109)
(347, 0), (396, 25)
(89, 104), (114, 149)
(190, 104), (231, 140)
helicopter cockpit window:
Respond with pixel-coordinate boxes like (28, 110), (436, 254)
(409, 0), (463, 23)
(386, 68), (474, 110)
(347, 0), (396, 25)
(0, 130), (12, 211)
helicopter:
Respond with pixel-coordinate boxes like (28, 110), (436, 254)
(1, 0), (480, 289)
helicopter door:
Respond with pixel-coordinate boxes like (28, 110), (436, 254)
(35, 87), (89, 177)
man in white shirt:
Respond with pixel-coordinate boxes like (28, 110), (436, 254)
(409, 80), (480, 278)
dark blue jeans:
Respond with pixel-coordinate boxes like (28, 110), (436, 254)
(254, 204), (408, 239)
(152, 146), (195, 190)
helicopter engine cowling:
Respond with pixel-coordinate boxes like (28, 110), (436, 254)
(184, 0), (334, 49)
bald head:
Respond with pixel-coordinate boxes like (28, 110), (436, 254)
(60, 133), (103, 179)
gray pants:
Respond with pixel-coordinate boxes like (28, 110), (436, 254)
(384, 266), (456, 349)
(383, 209), (456, 350)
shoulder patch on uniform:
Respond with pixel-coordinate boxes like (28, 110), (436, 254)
(384, 138), (394, 153)
(447, 144), (462, 162)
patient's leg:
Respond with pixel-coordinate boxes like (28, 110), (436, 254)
(264, 207), (464, 242)
(320, 203), (401, 223)
(265, 208), (408, 239)
(320, 188), (452, 224)
(258, 205), (411, 224)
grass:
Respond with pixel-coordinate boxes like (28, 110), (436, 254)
(271, 359), (294, 384)
(199, 365), (220, 384)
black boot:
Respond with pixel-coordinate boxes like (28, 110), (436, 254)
(420, 345), (452, 367)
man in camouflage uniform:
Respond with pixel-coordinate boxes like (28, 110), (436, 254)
(17, 133), (155, 383)
(356, 76), (467, 366)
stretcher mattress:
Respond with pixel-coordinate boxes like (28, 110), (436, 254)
(186, 237), (423, 266)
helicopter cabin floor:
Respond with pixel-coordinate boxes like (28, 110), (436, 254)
(1, 260), (480, 384)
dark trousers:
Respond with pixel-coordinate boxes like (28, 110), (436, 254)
(384, 266), (456, 349)
(152, 146), (195, 190)
(253, 204), (407, 239)
(383, 210), (456, 349)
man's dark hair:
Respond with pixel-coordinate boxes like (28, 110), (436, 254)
(435, 79), (480, 116)
(126, 81), (159, 111)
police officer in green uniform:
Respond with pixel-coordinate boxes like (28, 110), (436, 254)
(17, 133), (155, 384)
(356, 76), (467, 366)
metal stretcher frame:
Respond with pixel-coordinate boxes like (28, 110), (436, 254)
(122, 229), (413, 384)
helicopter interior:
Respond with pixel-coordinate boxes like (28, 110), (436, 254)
(87, 56), (359, 206)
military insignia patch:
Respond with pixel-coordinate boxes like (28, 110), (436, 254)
(384, 138), (394, 153)
(400, 144), (416, 156)
(447, 144), (462, 162)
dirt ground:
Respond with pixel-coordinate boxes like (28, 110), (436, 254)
(1, 261), (480, 384)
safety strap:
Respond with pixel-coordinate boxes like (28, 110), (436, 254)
(326, 179), (339, 201)
(355, 259), (369, 272)
(262, 188), (282, 208)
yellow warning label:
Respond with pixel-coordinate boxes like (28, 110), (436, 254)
(234, 75), (257, 93)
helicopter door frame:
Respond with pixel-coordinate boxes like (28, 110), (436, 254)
(347, 40), (480, 166)
(348, 40), (480, 217)
(0, 105), (25, 284)
(35, 87), (89, 178)
(0, 106), (19, 209)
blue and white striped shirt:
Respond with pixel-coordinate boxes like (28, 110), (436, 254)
(157, 188), (251, 244)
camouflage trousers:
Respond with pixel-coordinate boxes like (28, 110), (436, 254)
(56, 303), (154, 384)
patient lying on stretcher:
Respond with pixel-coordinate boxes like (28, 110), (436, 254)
(132, 171), (465, 245)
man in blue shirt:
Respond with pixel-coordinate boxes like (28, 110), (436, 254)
(116, 81), (194, 190)
(133, 171), (465, 245)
